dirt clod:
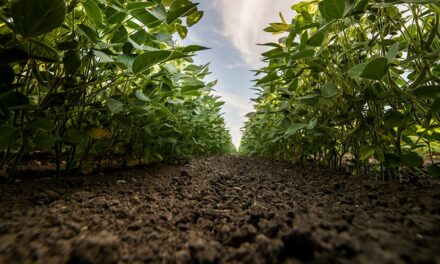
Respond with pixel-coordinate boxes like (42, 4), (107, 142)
(69, 232), (119, 264)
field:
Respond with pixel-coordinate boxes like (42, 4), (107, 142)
(1, 0), (440, 263)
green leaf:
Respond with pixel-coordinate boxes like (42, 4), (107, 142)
(431, 100), (440, 112)
(401, 152), (424, 167)
(115, 54), (136, 71)
(307, 31), (325, 46)
(10, 0), (66, 37)
(413, 86), (440, 98)
(384, 111), (406, 128)
(182, 90), (201, 97)
(285, 123), (307, 136)
(257, 73), (278, 85)
(386, 42), (400, 62)
(359, 145), (375, 160)
(321, 83), (338, 98)
(176, 24), (188, 39)
(347, 63), (367, 77)
(126, 2), (155, 10)
(0, 127), (19, 148)
(107, 98), (123, 114)
(166, 3), (198, 24)
(322, 0), (345, 20)
(63, 50), (81, 75)
(360, 57), (389, 80)
(384, 153), (400, 168)
(33, 132), (57, 147)
(152, 102), (177, 120)
(130, 8), (162, 27)
(135, 90), (149, 102)
(110, 25), (128, 44)
(290, 49), (315, 61)
(57, 40), (79, 51)
(106, 6), (127, 25)
(183, 45), (210, 53)
(374, 146), (385, 162)
(186, 11), (203, 27)
(28, 38), (59, 62)
(76, 24), (99, 42)
(93, 50), (114, 63)
(306, 118), (317, 129)
(428, 164), (440, 178)
(82, 0), (104, 28)
(132, 51), (172, 74)
(163, 137), (177, 144)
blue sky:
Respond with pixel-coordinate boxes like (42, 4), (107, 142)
(180, 1), (297, 147)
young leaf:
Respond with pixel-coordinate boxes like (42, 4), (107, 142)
(107, 98), (123, 114)
(186, 11), (203, 27)
(176, 24), (188, 39)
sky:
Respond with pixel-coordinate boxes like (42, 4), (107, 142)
(181, 0), (298, 148)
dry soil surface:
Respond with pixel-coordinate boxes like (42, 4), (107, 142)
(1, 155), (440, 264)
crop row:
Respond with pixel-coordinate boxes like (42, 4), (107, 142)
(241, 0), (440, 178)
(0, 0), (234, 179)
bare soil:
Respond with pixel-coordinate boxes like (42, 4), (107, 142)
(0, 155), (440, 264)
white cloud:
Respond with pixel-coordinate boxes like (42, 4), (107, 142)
(214, 90), (253, 147)
(215, 90), (253, 115)
(214, 0), (298, 68)
(222, 61), (248, 70)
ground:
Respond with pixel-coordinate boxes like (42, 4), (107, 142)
(0, 155), (439, 264)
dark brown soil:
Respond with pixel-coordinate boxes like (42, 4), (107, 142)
(1, 155), (440, 264)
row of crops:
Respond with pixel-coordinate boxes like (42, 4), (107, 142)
(241, 0), (440, 178)
(0, 0), (234, 178)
